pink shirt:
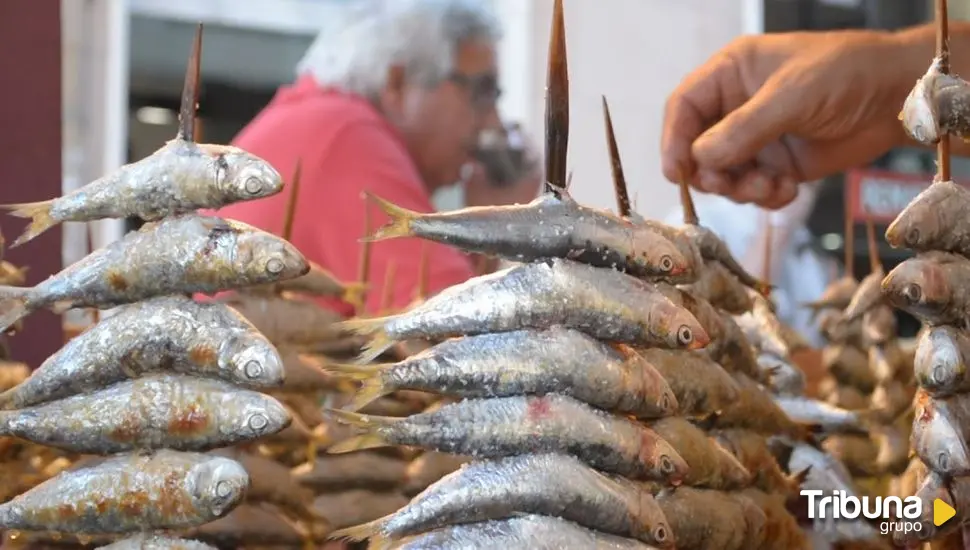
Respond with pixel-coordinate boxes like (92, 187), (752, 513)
(203, 75), (474, 316)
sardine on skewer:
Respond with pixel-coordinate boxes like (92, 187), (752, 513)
(384, 514), (656, 549)
(0, 295), (284, 410)
(0, 374), (291, 454)
(362, 189), (699, 284)
(336, 258), (709, 362)
(322, 328), (677, 419)
(330, 453), (673, 548)
(0, 214), (309, 333)
(0, 450), (249, 534)
(900, 56), (970, 145)
(326, 393), (690, 484)
(0, 141), (284, 248)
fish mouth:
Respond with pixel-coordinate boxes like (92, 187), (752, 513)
(687, 330), (711, 350)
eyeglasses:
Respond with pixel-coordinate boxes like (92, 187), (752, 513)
(447, 71), (502, 109)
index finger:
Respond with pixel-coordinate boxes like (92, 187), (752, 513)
(661, 49), (742, 184)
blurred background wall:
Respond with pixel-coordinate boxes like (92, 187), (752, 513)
(59, 0), (968, 298)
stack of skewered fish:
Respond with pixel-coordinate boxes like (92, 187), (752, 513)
(884, 18), (970, 543)
(0, 25), (321, 549)
(805, 216), (913, 503)
(293, 3), (835, 548)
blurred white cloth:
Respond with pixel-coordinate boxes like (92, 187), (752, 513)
(662, 185), (835, 348)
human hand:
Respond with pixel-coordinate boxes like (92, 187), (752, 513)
(661, 28), (926, 209)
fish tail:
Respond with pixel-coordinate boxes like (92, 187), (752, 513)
(340, 282), (368, 311)
(0, 200), (57, 247)
(328, 518), (385, 542)
(0, 285), (34, 334)
(0, 390), (16, 411)
(334, 316), (397, 364)
(324, 408), (399, 454)
(321, 362), (393, 412)
(360, 192), (420, 242)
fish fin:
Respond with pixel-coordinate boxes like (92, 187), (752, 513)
(321, 363), (392, 412)
(361, 192), (419, 242)
(333, 316), (397, 364)
(0, 390), (15, 411)
(0, 200), (57, 247)
(328, 518), (384, 543)
(340, 282), (368, 311)
(0, 285), (33, 334)
(324, 408), (399, 454)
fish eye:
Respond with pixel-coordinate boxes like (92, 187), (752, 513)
(676, 325), (693, 345)
(939, 451), (950, 471)
(906, 227), (921, 244)
(248, 413), (269, 432)
(244, 360), (263, 379)
(244, 177), (263, 195)
(661, 393), (671, 411)
(903, 283), (922, 303)
(653, 525), (668, 543)
(659, 255), (673, 272)
(659, 454), (674, 474)
(215, 480), (232, 498)
(933, 364), (949, 385)
(266, 257), (285, 274)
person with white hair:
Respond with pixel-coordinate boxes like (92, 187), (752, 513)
(211, 0), (540, 315)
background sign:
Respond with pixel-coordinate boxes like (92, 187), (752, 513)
(843, 169), (970, 223)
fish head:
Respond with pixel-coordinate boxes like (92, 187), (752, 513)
(655, 304), (709, 351)
(914, 327), (966, 394)
(881, 257), (950, 321)
(894, 472), (952, 546)
(885, 181), (957, 250)
(633, 491), (675, 549)
(189, 456), (251, 518)
(220, 151), (285, 201)
(643, 435), (689, 486)
(220, 331), (285, 388)
(628, 228), (696, 282)
(912, 393), (970, 476)
(235, 393), (293, 440)
(899, 73), (940, 145)
(233, 231), (310, 283)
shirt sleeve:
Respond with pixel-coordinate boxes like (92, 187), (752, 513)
(304, 120), (474, 315)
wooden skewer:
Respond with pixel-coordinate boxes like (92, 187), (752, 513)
(379, 261), (397, 314)
(937, 0), (952, 182)
(354, 201), (373, 316)
(761, 211), (773, 284)
(415, 241), (429, 302)
(281, 159), (303, 243)
(844, 193), (855, 280)
(864, 211), (881, 274)
(177, 23), (203, 143)
(544, 0), (569, 192)
(601, 96), (631, 217)
(677, 167), (699, 225)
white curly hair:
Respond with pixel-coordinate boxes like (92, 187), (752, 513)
(296, 0), (502, 98)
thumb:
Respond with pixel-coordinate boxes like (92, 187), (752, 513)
(692, 79), (795, 170)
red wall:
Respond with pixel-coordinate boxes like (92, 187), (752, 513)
(0, 0), (65, 367)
